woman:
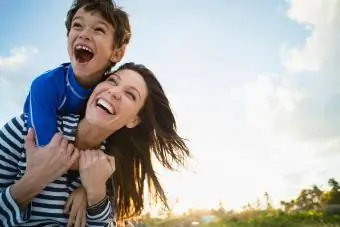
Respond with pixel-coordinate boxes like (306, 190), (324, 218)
(0, 62), (190, 226)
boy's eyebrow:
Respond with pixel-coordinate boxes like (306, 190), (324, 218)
(72, 16), (84, 21)
(96, 20), (110, 29)
(72, 16), (110, 30)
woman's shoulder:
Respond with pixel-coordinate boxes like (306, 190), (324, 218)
(3, 114), (28, 134)
(0, 114), (28, 150)
(56, 114), (80, 141)
(0, 113), (80, 143)
(57, 114), (80, 125)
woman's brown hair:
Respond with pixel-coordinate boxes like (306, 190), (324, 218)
(102, 63), (190, 219)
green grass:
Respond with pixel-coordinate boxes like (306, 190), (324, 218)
(145, 211), (340, 227)
(213, 211), (340, 227)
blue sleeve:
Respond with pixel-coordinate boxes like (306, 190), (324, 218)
(0, 116), (30, 226)
(25, 75), (61, 147)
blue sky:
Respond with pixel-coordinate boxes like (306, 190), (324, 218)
(1, 0), (340, 214)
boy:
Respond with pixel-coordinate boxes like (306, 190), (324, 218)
(24, 0), (131, 147)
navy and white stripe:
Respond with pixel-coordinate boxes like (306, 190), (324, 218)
(0, 114), (114, 226)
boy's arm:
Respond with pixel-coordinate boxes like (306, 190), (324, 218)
(25, 75), (60, 147)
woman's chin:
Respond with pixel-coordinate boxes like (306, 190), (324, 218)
(85, 116), (119, 132)
(87, 108), (116, 124)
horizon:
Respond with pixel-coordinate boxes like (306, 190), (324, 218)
(1, 0), (340, 216)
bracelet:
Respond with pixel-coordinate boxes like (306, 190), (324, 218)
(87, 196), (109, 215)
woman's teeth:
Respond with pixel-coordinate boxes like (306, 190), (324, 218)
(96, 98), (114, 114)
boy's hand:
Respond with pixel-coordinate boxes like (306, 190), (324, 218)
(79, 149), (115, 205)
(64, 187), (87, 227)
(24, 128), (79, 185)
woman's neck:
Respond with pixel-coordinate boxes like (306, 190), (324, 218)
(74, 119), (112, 150)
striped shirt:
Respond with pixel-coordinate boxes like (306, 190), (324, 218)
(0, 114), (114, 226)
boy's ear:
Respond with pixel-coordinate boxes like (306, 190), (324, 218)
(126, 116), (141, 129)
(110, 44), (127, 63)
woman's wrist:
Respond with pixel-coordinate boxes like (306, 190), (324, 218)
(86, 186), (106, 206)
(87, 196), (109, 216)
(10, 173), (46, 210)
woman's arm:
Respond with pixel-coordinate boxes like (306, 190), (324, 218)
(0, 116), (34, 226)
(64, 187), (114, 227)
(86, 196), (114, 226)
(0, 120), (79, 226)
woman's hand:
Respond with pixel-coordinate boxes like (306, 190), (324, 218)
(64, 187), (87, 227)
(78, 149), (115, 205)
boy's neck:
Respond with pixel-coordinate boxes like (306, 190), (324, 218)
(74, 74), (101, 89)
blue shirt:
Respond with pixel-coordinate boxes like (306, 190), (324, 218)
(23, 63), (93, 147)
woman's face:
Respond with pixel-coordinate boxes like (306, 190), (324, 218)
(85, 69), (148, 130)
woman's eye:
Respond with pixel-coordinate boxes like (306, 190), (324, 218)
(126, 92), (136, 101)
(107, 77), (118, 85)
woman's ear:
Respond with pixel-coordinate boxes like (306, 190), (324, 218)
(126, 116), (141, 129)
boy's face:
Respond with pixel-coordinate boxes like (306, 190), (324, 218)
(67, 6), (119, 87)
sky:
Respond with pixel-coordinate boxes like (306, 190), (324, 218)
(1, 0), (340, 215)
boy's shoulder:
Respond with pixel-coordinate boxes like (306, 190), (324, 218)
(36, 62), (71, 82)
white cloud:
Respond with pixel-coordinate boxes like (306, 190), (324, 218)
(0, 46), (38, 72)
(230, 0), (340, 141)
(282, 0), (340, 74)
(0, 46), (39, 126)
(278, 0), (340, 140)
(216, 0), (340, 207)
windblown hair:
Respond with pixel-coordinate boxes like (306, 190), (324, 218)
(102, 63), (190, 219)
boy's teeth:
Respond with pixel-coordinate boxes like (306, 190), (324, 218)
(75, 45), (92, 53)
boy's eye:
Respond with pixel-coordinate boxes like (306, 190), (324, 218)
(95, 27), (106, 34)
(72, 22), (82, 28)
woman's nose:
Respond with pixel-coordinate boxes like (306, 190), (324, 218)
(108, 89), (122, 100)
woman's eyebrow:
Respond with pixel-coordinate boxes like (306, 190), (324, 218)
(112, 73), (141, 98)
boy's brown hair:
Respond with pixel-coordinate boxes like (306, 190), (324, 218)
(65, 0), (131, 50)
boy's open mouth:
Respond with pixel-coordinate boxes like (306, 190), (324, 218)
(74, 45), (94, 63)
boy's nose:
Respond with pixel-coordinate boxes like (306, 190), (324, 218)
(79, 29), (91, 40)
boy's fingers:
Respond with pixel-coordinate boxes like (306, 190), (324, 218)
(107, 155), (116, 172)
(49, 132), (63, 147)
(64, 195), (73, 213)
(74, 210), (83, 227)
(67, 208), (77, 227)
(81, 213), (86, 227)
(25, 128), (37, 152)
(68, 148), (80, 168)
(60, 137), (69, 151)
(67, 143), (75, 156)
